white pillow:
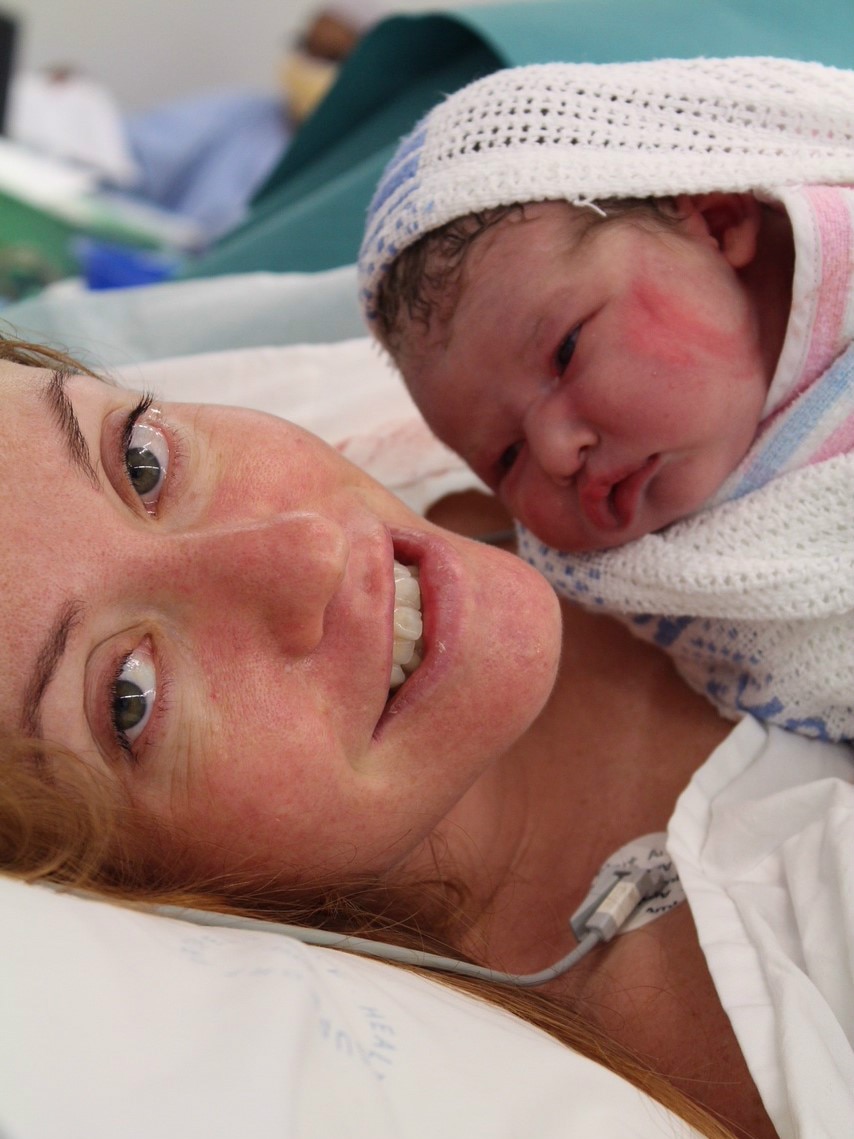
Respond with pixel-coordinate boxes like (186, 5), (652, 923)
(6, 266), (366, 368)
(0, 876), (702, 1139)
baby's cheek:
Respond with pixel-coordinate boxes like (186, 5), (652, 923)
(622, 278), (739, 371)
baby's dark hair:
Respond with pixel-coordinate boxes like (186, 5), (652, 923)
(374, 196), (679, 354)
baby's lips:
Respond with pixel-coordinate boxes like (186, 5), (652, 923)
(579, 456), (660, 531)
(578, 468), (623, 531)
(610, 455), (660, 529)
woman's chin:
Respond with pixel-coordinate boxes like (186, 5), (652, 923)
(464, 543), (563, 731)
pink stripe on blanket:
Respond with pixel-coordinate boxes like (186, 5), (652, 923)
(798, 186), (853, 393)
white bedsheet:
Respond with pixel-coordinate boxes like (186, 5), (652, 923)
(668, 717), (854, 1138)
(0, 875), (704, 1139)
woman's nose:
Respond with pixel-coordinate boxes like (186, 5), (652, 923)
(523, 392), (598, 485)
(147, 512), (349, 657)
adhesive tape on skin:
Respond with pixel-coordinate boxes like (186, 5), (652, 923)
(577, 833), (684, 934)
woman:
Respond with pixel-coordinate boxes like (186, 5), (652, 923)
(0, 339), (841, 1139)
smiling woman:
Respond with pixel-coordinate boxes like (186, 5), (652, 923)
(2, 335), (845, 1139)
(0, 350), (560, 888)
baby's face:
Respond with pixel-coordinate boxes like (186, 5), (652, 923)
(397, 201), (771, 551)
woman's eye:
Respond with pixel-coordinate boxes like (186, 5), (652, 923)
(555, 326), (580, 374)
(111, 649), (156, 751)
(125, 420), (169, 513)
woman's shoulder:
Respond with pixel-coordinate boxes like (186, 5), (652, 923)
(669, 718), (854, 1137)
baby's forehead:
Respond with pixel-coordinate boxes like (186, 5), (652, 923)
(391, 201), (596, 370)
(431, 200), (594, 284)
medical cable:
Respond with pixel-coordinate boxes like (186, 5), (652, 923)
(156, 865), (667, 988)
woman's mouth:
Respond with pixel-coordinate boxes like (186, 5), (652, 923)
(389, 560), (424, 691)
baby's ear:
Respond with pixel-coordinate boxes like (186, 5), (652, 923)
(674, 192), (762, 269)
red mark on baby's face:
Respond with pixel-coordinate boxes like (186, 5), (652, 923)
(624, 280), (717, 368)
(624, 275), (755, 375)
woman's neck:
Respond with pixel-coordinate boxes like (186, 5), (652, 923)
(433, 600), (731, 972)
(428, 600), (773, 1135)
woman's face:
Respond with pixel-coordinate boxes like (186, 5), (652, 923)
(0, 362), (561, 880)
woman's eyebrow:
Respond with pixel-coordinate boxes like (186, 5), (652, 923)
(41, 369), (100, 488)
(21, 599), (84, 737)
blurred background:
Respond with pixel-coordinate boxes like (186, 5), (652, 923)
(8, 0), (498, 111)
(0, 0), (848, 304)
(0, 0), (521, 296)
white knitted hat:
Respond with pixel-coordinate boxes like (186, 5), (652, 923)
(359, 56), (854, 325)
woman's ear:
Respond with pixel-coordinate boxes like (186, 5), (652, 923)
(674, 192), (762, 269)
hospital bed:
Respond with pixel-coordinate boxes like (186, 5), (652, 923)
(2, 269), (854, 1137)
(3, 3), (853, 1133)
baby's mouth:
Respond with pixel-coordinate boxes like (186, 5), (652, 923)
(609, 455), (660, 528)
(580, 455), (659, 531)
(389, 560), (424, 692)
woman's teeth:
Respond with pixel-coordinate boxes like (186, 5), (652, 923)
(390, 560), (424, 690)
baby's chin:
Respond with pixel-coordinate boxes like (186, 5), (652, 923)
(550, 475), (724, 552)
(518, 463), (728, 552)
(527, 508), (689, 554)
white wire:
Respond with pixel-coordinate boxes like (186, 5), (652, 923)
(156, 904), (604, 987)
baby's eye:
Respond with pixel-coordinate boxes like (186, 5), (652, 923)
(555, 326), (581, 374)
(111, 649), (156, 752)
(497, 442), (522, 475)
(125, 418), (169, 513)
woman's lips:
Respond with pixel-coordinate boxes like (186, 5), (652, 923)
(374, 530), (463, 738)
(579, 455), (660, 531)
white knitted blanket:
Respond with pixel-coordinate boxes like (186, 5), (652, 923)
(519, 345), (854, 743)
(360, 57), (854, 317)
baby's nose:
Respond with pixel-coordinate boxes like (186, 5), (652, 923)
(524, 393), (598, 484)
